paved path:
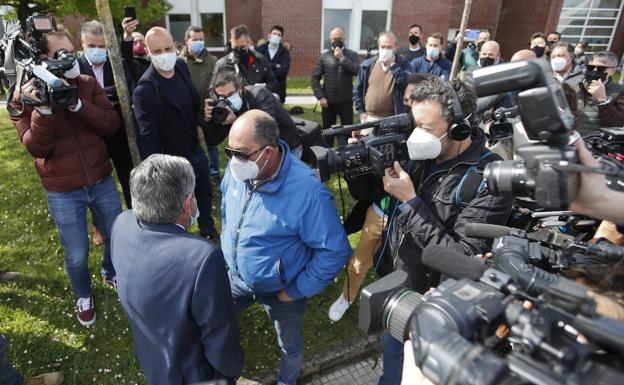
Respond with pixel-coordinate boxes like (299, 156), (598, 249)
(303, 355), (383, 385)
(285, 95), (317, 105)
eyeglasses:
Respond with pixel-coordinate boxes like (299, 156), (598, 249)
(224, 146), (266, 160)
(587, 64), (614, 73)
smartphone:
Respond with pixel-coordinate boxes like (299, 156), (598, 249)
(464, 30), (480, 42)
(124, 6), (136, 20)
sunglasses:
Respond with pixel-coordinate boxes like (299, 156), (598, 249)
(224, 146), (266, 160)
(586, 64), (613, 73)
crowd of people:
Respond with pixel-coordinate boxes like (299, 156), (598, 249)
(2, 13), (624, 385)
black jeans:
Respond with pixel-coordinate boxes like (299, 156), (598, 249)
(188, 146), (218, 238)
(104, 125), (133, 208)
(321, 101), (354, 129)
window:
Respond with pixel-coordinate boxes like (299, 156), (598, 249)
(169, 14), (191, 43)
(556, 0), (623, 51)
(321, 0), (392, 53)
(167, 0), (226, 50)
(201, 13), (225, 48)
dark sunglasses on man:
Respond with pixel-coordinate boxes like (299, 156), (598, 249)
(224, 146), (267, 161)
(586, 64), (614, 73)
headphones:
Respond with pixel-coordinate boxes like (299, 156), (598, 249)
(446, 82), (472, 141)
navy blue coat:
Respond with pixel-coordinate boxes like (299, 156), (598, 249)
(111, 210), (244, 385)
(353, 54), (412, 116)
(256, 42), (291, 102)
(132, 60), (204, 159)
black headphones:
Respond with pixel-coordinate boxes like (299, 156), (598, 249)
(446, 82), (472, 141)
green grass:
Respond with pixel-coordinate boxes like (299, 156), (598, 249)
(0, 106), (368, 384)
(286, 78), (313, 95)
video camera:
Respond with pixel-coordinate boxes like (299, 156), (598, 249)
(0, 14), (78, 111)
(359, 255), (624, 385)
(471, 59), (578, 209)
(310, 113), (414, 182)
(483, 105), (517, 141)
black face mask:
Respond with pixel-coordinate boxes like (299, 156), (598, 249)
(531, 46), (545, 58)
(585, 69), (609, 83)
(477, 41), (485, 52)
(331, 40), (344, 50)
(409, 35), (420, 45)
(479, 57), (496, 67)
(232, 47), (248, 58)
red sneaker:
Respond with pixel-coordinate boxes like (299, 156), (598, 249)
(76, 296), (96, 326)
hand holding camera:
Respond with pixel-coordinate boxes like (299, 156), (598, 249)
(204, 98), (236, 125)
(383, 161), (416, 203)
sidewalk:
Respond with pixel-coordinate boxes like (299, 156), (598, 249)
(303, 355), (383, 385)
(285, 94), (317, 105)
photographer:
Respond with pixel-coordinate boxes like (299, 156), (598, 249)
(372, 78), (513, 384)
(204, 70), (302, 157)
(9, 29), (122, 327)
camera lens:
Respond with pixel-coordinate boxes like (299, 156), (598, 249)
(381, 287), (424, 342)
(484, 160), (533, 198)
(212, 105), (229, 124)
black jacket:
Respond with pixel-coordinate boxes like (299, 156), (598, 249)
(211, 50), (277, 91)
(132, 60), (203, 159)
(347, 132), (512, 292)
(311, 48), (360, 104)
(256, 42), (291, 103)
(203, 85), (301, 149)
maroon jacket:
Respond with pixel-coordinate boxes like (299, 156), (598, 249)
(11, 75), (119, 192)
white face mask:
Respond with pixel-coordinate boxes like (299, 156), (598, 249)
(229, 147), (269, 181)
(406, 128), (448, 160)
(63, 60), (80, 79)
(189, 196), (199, 227)
(574, 47), (584, 56)
(550, 57), (568, 73)
(378, 48), (394, 62)
(151, 52), (177, 72)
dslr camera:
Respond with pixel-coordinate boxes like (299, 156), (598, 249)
(0, 14), (78, 111)
(207, 97), (231, 125)
(472, 59), (577, 209)
(310, 113), (414, 182)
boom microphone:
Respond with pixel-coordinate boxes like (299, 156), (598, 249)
(465, 223), (513, 239)
(422, 245), (487, 280)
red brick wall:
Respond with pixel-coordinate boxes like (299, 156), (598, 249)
(390, 0), (456, 47)
(496, 0), (564, 60)
(260, 0), (323, 77)
(224, 0), (263, 43)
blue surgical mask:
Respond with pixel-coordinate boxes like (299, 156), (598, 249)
(270, 35), (281, 46)
(190, 40), (205, 55)
(86, 47), (107, 65)
(426, 47), (440, 59)
(228, 92), (243, 112)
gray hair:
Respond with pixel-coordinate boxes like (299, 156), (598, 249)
(551, 42), (572, 54)
(590, 51), (619, 68)
(130, 154), (196, 224)
(253, 115), (279, 147)
(378, 31), (397, 44)
(81, 20), (104, 38)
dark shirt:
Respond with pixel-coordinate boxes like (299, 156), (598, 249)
(398, 46), (426, 62)
(159, 73), (194, 118)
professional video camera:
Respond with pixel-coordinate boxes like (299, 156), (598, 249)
(310, 113), (414, 181)
(483, 105), (518, 141)
(0, 14), (78, 110)
(359, 256), (624, 385)
(584, 127), (624, 192)
(472, 59), (578, 210)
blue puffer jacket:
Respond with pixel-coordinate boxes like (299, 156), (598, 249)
(220, 142), (352, 299)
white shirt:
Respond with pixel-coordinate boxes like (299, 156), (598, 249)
(268, 44), (279, 60)
(85, 54), (105, 87)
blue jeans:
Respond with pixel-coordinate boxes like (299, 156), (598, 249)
(207, 145), (220, 176)
(229, 272), (306, 385)
(46, 174), (122, 298)
(0, 335), (24, 385)
(378, 333), (404, 385)
(188, 147), (218, 237)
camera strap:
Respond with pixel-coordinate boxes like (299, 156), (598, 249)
(454, 150), (495, 208)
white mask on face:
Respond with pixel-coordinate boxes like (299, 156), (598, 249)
(189, 196), (199, 227)
(550, 57), (568, 73)
(151, 52), (177, 72)
(229, 147), (269, 181)
(406, 128), (448, 160)
(378, 48), (394, 62)
(63, 60), (81, 79)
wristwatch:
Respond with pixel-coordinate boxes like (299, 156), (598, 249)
(597, 97), (612, 106)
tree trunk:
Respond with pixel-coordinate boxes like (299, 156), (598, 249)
(94, 0), (141, 165)
(450, 0), (473, 80)
(17, 0), (29, 31)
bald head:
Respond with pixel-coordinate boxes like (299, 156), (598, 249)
(145, 27), (175, 56)
(230, 110), (279, 149)
(511, 49), (536, 62)
(479, 40), (500, 60)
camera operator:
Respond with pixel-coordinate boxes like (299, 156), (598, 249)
(578, 51), (624, 135)
(371, 77), (513, 385)
(204, 70), (302, 157)
(9, 29), (122, 327)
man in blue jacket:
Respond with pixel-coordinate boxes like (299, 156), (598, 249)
(411, 32), (452, 80)
(353, 31), (412, 122)
(220, 109), (352, 385)
(132, 27), (219, 241)
(112, 154), (244, 385)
